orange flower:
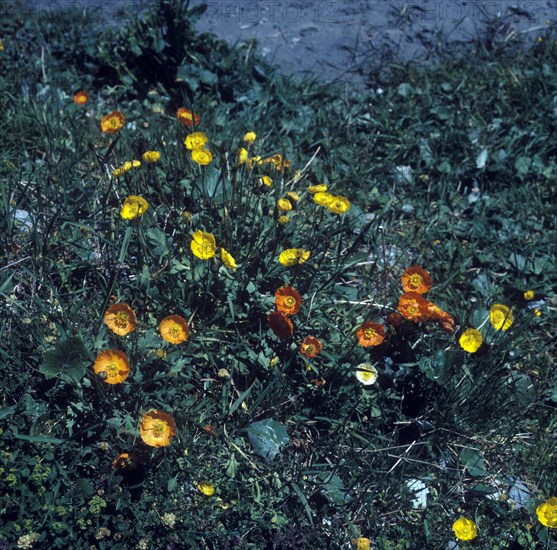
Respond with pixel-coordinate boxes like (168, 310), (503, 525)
(73, 90), (88, 105)
(203, 424), (217, 437)
(267, 311), (294, 340)
(160, 315), (190, 344)
(356, 322), (385, 347)
(100, 110), (125, 134)
(112, 452), (139, 471)
(300, 336), (323, 358)
(93, 349), (130, 384)
(139, 410), (176, 447)
(275, 286), (302, 315)
(385, 312), (403, 328)
(425, 302), (455, 333)
(177, 107), (200, 127)
(401, 266), (432, 294)
(103, 303), (137, 336)
(398, 292), (429, 322)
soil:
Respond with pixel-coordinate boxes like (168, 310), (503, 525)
(18, 0), (557, 87)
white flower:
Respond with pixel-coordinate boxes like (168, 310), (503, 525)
(355, 363), (378, 385)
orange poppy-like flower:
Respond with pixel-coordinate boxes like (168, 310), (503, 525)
(177, 107), (200, 128)
(398, 292), (429, 322)
(160, 315), (190, 344)
(267, 311), (294, 340)
(385, 312), (403, 328)
(300, 336), (323, 358)
(73, 90), (88, 105)
(425, 301), (455, 333)
(103, 303), (137, 336)
(275, 286), (302, 315)
(100, 110), (125, 134)
(112, 452), (139, 471)
(93, 349), (130, 384)
(140, 410), (177, 447)
(356, 322), (385, 347)
(401, 266), (432, 294)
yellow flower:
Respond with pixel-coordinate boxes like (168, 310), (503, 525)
(259, 175), (272, 187)
(524, 290), (535, 300)
(534, 308), (541, 317)
(285, 191), (299, 203)
(93, 350), (130, 384)
(238, 148), (248, 165)
(313, 192), (334, 206)
(191, 148), (213, 166)
(191, 230), (217, 260)
(142, 150), (160, 163)
(243, 131), (256, 144)
(277, 197), (293, 212)
(278, 248), (310, 267)
(458, 328), (483, 353)
(100, 110), (125, 134)
(0, 40), (4, 52)
(536, 497), (557, 528)
(353, 538), (371, 550)
(278, 215), (290, 225)
(490, 304), (513, 331)
(112, 161), (133, 177)
(197, 481), (215, 496)
(327, 195), (350, 214)
(140, 410), (177, 447)
(452, 517), (477, 541)
(120, 195), (148, 220)
(308, 184), (327, 194)
(184, 132), (208, 150)
(220, 248), (237, 269)
(355, 363), (378, 385)
(131, 160), (141, 168)
(247, 155), (263, 169)
(159, 315), (190, 344)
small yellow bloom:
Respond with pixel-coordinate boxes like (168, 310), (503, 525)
(352, 538), (371, 550)
(490, 304), (513, 331)
(0, 40), (4, 52)
(197, 481), (215, 496)
(307, 184), (327, 194)
(278, 216), (290, 225)
(458, 328), (483, 353)
(278, 248), (310, 267)
(112, 161), (133, 177)
(534, 308), (541, 317)
(327, 195), (350, 214)
(277, 198), (293, 212)
(536, 497), (557, 528)
(524, 290), (535, 300)
(313, 192), (334, 206)
(238, 148), (248, 165)
(191, 148), (213, 166)
(259, 175), (272, 187)
(120, 195), (148, 220)
(285, 191), (299, 203)
(191, 230), (217, 260)
(243, 131), (256, 144)
(220, 248), (237, 270)
(247, 155), (263, 169)
(131, 160), (141, 168)
(185, 132), (208, 150)
(142, 150), (160, 163)
(452, 517), (477, 541)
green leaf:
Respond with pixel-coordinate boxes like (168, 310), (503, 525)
(39, 336), (88, 383)
(460, 448), (485, 477)
(13, 433), (64, 444)
(246, 419), (289, 462)
(167, 475), (179, 492)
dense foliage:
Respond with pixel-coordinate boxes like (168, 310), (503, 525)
(1, 1), (556, 548)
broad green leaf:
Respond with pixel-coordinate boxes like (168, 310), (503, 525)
(39, 336), (88, 383)
(246, 419), (289, 462)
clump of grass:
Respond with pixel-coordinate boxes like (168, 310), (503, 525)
(0, 1), (556, 548)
